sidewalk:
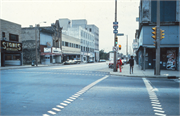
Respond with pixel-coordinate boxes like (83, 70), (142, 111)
(110, 63), (180, 78)
(0, 63), (64, 70)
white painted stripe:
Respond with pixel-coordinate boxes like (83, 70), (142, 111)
(64, 101), (71, 104)
(56, 105), (64, 109)
(60, 103), (68, 106)
(47, 111), (56, 115)
(154, 110), (165, 113)
(52, 108), (61, 111)
(151, 102), (161, 104)
(151, 100), (160, 102)
(153, 107), (163, 110)
(72, 95), (79, 98)
(43, 114), (50, 116)
(152, 104), (162, 107)
(67, 99), (73, 102)
(69, 97), (76, 99)
(155, 113), (166, 116)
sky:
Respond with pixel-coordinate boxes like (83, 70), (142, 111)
(0, 0), (140, 55)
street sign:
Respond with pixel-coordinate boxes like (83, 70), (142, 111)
(113, 25), (118, 29)
(113, 22), (118, 24)
(113, 30), (118, 34)
(113, 46), (118, 51)
(117, 33), (124, 36)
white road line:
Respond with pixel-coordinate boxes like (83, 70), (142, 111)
(47, 111), (56, 115)
(64, 101), (71, 104)
(56, 105), (64, 109)
(143, 78), (166, 116)
(69, 97), (76, 99)
(52, 108), (61, 111)
(67, 99), (73, 102)
(43, 114), (50, 116)
(153, 107), (163, 110)
(155, 113), (166, 116)
(60, 103), (68, 106)
(154, 110), (165, 113)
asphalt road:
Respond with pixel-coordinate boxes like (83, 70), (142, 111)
(1, 62), (179, 116)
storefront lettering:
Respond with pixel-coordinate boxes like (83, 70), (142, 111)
(1, 41), (22, 51)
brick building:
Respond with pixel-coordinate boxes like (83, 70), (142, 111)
(0, 19), (23, 66)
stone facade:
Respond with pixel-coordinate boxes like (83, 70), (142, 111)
(21, 28), (40, 64)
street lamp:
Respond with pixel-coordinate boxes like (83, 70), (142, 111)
(35, 21), (46, 66)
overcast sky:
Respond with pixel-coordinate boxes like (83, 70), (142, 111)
(1, 0), (140, 55)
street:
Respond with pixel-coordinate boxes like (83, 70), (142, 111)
(1, 62), (179, 116)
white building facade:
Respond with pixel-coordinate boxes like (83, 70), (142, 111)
(59, 19), (98, 62)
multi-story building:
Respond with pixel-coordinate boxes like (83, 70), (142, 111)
(62, 34), (81, 61)
(21, 20), (62, 65)
(0, 19), (23, 66)
(59, 18), (99, 62)
(136, 0), (179, 70)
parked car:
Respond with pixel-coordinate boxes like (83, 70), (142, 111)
(99, 59), (106, 62)
(88, 60), (94, 63)
(64, 60), (76, 65)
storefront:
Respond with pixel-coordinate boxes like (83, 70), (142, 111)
(1, 41), (23, 66)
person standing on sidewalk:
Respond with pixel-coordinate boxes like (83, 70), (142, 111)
(129, 56), (134, 74)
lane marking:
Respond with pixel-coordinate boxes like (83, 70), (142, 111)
(47, 111), (56, 115)
(143, 78), (166, 116)
(64, 101), (71, 104)
(56, 105), (64, 109)
(43, 75), (109, 115)
(52, 108), (61, 111)
(60, 103), (67, 106)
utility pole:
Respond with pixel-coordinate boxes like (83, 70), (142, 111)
(126, 35), (128, 58)
(113, 0), (117, 72)
(156, 0), (160, 75)
(35, 25), (38, 67)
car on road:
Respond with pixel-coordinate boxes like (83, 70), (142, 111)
(64, 60), (77, 65)
(99, 59), (106, 62)
(88, 60), (94, 63)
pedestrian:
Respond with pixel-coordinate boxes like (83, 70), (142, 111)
(129, 56), (134, 74)
(116, 58), (122, 72)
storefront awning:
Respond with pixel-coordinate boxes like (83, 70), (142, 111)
(41, 53), (61, 56)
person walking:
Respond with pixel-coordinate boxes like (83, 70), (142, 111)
(129, 56), (134, 74)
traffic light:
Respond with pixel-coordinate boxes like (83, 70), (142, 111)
(152, 26), (157, 40)
(115, 36), (118, 45)
(160, 29), (165, 40)
(119, 45), (121, 50)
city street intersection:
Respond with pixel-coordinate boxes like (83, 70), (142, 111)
(1, 63), (179, 116)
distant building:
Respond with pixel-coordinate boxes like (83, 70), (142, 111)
(136, 0), (179, 70)
(0, 19), (23, 66)
(21, 20), (62, 65)
(59, 18), (99, 62)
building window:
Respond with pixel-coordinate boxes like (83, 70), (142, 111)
(89, 28), (92, 32)
(9, 33), (18, 42)
(2, 32), (5, 38)
(65, 42), (68, 47)
(69, 43), (71, 47)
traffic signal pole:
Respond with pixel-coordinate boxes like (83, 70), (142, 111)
(156, 0), (160, 75)
(113, 0), (117, 72)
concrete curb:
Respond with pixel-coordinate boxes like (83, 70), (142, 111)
(0, 64), (64, 70)
(110, 72), (179, 79)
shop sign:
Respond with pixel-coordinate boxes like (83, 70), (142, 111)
(44, 48), (51, 53)
(52, 47), (61, 54)
(1, 41), (22, 51)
